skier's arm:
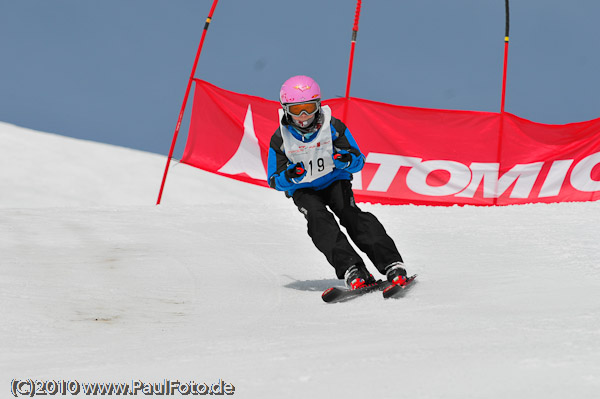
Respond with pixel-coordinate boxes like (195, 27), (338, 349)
(331, 118), (365, 174)
(267, 129), (302, 191)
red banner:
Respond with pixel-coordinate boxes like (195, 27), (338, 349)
(182, 79), (600, 206)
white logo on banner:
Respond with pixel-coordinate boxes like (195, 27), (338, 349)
(218, 105), (267, 180)
(362, 152), (600, 198)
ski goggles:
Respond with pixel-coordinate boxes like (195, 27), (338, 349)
(283, 100), (321, 117)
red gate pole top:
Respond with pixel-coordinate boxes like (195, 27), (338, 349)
(157, 0), (220, 205)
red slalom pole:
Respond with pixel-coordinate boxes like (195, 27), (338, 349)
(156, 0), (220, 205)
(500, 0), (510, 113)
(343, 0), (362, 121)
(495, 0), (510, 205)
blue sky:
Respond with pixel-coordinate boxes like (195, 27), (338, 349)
(2, 0), (599, 156)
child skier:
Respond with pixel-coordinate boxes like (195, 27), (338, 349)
(267, 75), (409, 290)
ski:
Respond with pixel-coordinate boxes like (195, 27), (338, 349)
(322, 279), (388, 303)
(382, 274), (418, 299)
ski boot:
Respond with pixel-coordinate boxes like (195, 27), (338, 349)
(344, 264), (376, 290)
(385, 261), (408, 287)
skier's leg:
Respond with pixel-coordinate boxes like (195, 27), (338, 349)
(326, 180), (403, 274)
(292, 187), (364, 279)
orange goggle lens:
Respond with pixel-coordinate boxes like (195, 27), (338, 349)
(286, 101), (320, 117)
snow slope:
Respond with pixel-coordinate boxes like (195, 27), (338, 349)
(1, 121), (600, 398)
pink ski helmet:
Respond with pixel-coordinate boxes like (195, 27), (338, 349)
(279, 75), (321, 104)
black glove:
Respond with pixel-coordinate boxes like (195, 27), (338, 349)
(284, 162), (306, 183)
(333, 151), (353, 169)
(333, 152), (352, 163)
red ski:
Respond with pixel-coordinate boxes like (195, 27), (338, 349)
(382, 275), (418, 299)
(321, 280), (387, 303)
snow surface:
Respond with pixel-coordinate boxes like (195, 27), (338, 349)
(2, 121), (600, 398)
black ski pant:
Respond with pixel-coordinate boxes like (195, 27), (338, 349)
(292, 180), (403, 279)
